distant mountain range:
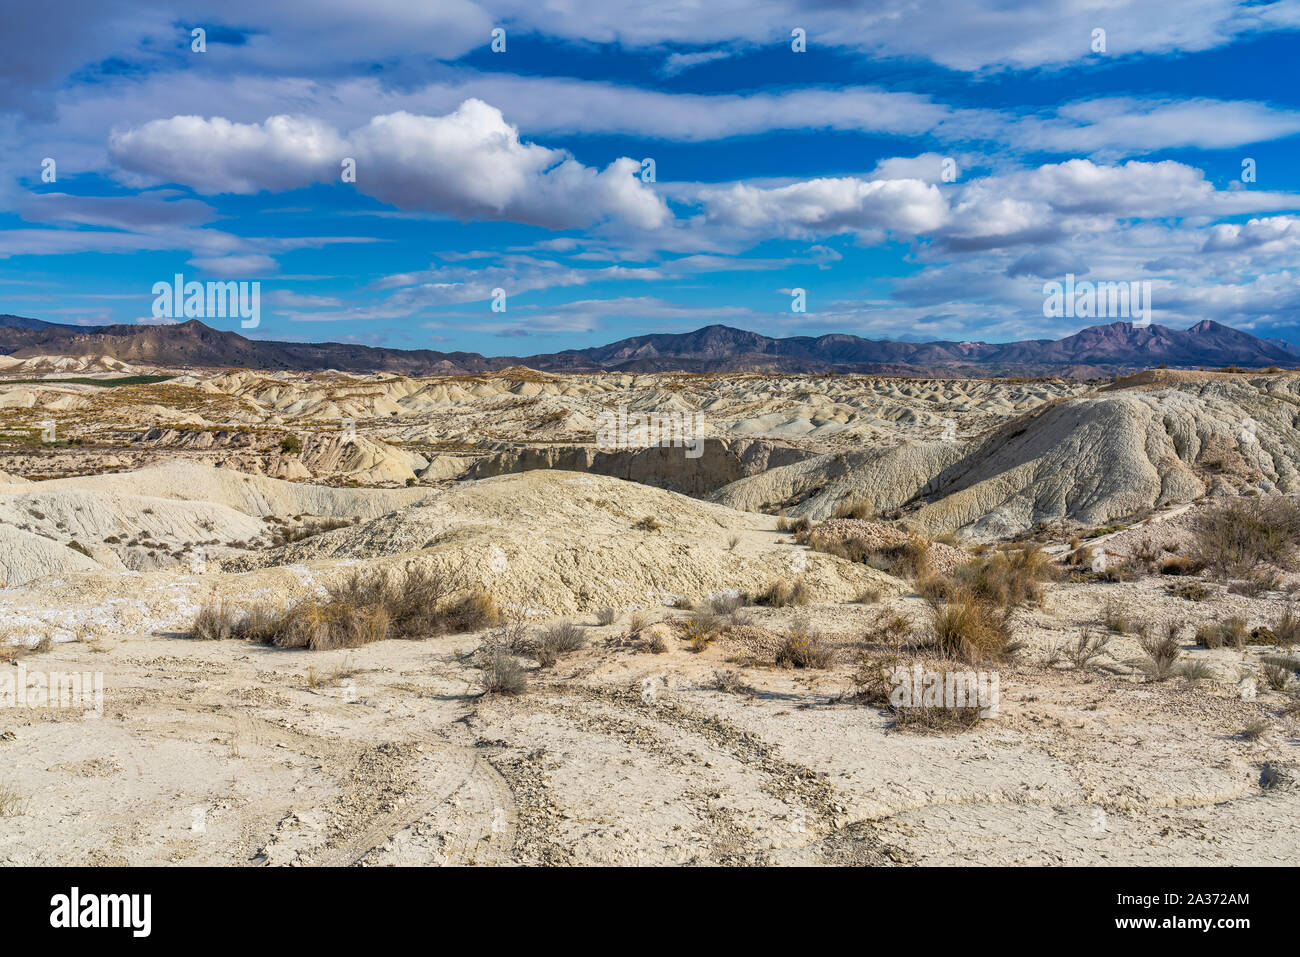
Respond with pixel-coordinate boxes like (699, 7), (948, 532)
(0, 314), (1293, 378)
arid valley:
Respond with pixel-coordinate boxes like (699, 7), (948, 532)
(1, 351), (1298, 866)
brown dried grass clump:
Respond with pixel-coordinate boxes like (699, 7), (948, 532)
(955, 544), (1056, 611)
(926, 590), (1017, 665)
(1194, 616), (1248, 650)
(773, 616), (833, 669)
(849, 652), (987, 733)
(832, 499), (876, 521)
(755, 577), (812, 608)
(1192, 495), (1300, 578)
(189, 565), (499, 650)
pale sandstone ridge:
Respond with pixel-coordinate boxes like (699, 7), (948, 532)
(33, 460), (430, 519)
(0, 523), (102, 586)
(710, 440), (965, 520)
(0, 461), (437, 585)
(905, 373), (1300, 537)
(464, 438), (814, 496)
(230, 469), (888, 615)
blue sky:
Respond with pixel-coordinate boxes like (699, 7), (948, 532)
(2, 1), (1299, 354)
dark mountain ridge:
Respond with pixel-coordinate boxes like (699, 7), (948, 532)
(0, 314), (1292, 378)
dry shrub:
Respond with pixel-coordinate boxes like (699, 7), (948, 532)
(850, 652), (986, 733)
(864, 611), (914, 651)
(865, 538), (931, 579)
(756, 577), (811, 608)
(708, 593), (744, 616)
(1274, 606), (1300, 647)
(190, 600), (291, 644)
(1063, 630), (1112, 669)
(1065, 543), (1094, 568)
(481, 654), (527, 695)
(533, 642), (557, 669)
(271, 600), (391, 651)
(641, 630), (667, 654)
(1093, 560), (1140, 583)
(189, 566), (497, 650)
(984, 544), (1054, 604)
(634, 515), (661, 532)
(1262, 662), (1292, 692)
(855, 586), (883, 604)
(628, 610), (649, 633)
(1159, 554), (1203, 576)
(595, 606), (617, 626)
(271, 516), (353, 547)
(1239, 719), (1269, 741)
(1228, 569), (1283, 597)
(917, 572), (958, 607)
(1132, 629), (1183, 680)
(832, 499), (876, 521)
(1195, 616), (1248, 650)
(484, 619), (529, 655)
(0, 781), (26, 818)
(191, 600), (240, 640)
(711, 669), (749, 694)
(1167, 580), (1210, 602)
(1192, 495), (1300, 578)
(339, 565), (456, 639)
(774, 616), (833, 669)
(1101, 598), (1134, 634)
(927, 591), (1017, 664)
(440, 590), (501, 633)
(538, 621), (585, 657)
(954, 544), (1055, 611)
(808, 530), (930, 579)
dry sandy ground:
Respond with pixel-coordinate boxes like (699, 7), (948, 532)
(1, 574), (1297, 867)
(1, 366), (1298, 867)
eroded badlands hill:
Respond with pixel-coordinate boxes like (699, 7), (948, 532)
(0, 457), (1296, 866)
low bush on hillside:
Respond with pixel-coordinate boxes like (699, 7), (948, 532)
(775, 512), (812, 534)
(1047, 630), (1112, 670)
(1131, 627), (1184, 681)
(832, 499), (876, 520)
(1274, 607), (1300, 647)
(1101, 598), (1135, 634)
(773, 615), (833, 669)
(189, 566), (499, 650)
(952, 544), (1056, 611)
(1192, 495), (1300, 579)
(1194, 617), (1249, 650)
(536, 622), (586, 665)
(755, 577), (812, 608)
(270, 516), (355, 546)
(808, 529), (931, 580)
